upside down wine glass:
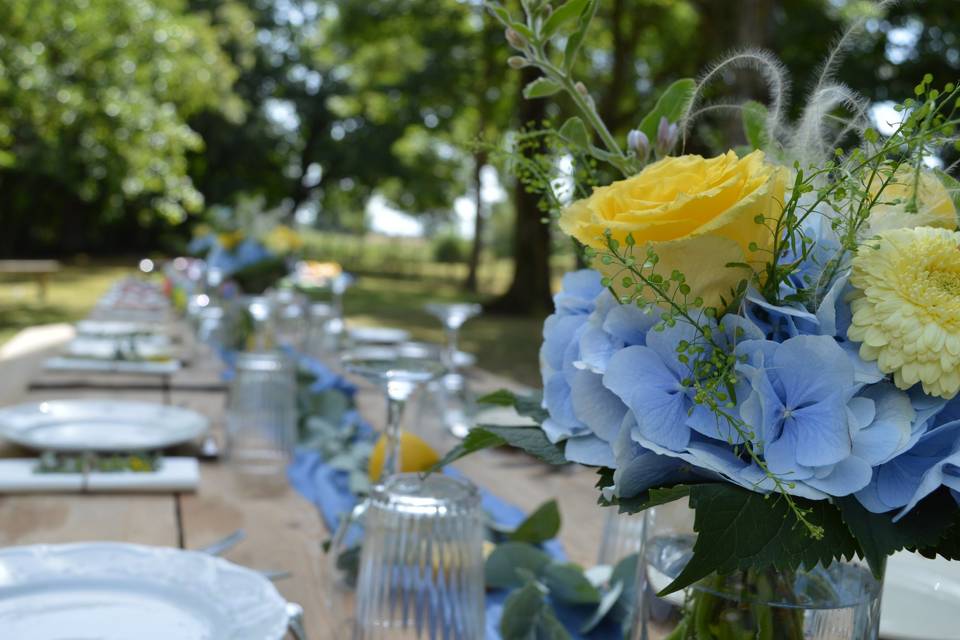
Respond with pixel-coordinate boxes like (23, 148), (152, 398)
(341, 346), (444, 480)
(423, 303), (482, 438)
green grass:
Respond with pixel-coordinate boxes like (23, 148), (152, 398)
(0, 263), (135, 347)
(342, 275), (545, 387)
(0, 263), (547, 387)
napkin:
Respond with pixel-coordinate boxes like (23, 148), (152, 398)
(0, 457), (199, 493)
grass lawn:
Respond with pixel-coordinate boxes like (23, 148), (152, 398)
(0, 263), (136, 347)
(343, 275), (546, 388)
(0, 264), (547, 388)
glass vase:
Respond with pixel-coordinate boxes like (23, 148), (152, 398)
(631, 500), (883, 640)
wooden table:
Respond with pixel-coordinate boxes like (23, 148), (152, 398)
(0, 326), (607, 638)
(0, 259), (60, 302)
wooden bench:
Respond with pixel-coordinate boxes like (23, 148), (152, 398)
(0, 260), (61, 302)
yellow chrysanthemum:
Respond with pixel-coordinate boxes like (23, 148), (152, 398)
(848, 226), (960, 399)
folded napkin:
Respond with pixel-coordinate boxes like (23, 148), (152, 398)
(0, 457), (199, 493)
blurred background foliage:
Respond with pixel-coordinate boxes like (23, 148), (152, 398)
(2, 0), (959, 316)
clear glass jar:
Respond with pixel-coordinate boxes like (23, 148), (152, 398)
(631, 500), (883, 640)
(225, 351), (297, 495)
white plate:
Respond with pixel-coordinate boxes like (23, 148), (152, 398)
(349, 326), (411, 344)
(45, 356), (181, 375)
(0, 543), (288, 640)
(0, 399), (209, 452)
(880, 551), (960, 640)
(75, 320), (162, 337)
(67, 335), (173, 360)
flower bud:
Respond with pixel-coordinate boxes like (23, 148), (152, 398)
(505, 28), (527, 50)
(627, 129), (650, 159)
(656, 116), (680, 156)
(575, 81), (589, 97)
(507, 56), (528, 69)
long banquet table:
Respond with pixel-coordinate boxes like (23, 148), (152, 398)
(0, 319), (607, 638)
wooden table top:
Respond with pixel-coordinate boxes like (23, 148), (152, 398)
(0, 323), (607, 638)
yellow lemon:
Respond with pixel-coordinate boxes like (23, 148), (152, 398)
(367, 431), (441, 481)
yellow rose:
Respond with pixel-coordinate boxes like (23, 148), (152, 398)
(864, 166), (957, 235)
(263, 225), (303, 254)
(559, 150), (787, 309)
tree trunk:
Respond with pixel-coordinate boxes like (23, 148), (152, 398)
(464, 150), (486, 292)
(485, 68), (553, 315)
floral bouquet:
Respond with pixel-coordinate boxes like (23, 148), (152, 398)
(442, 1), (960, 638)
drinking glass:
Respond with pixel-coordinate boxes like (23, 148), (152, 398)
(341, 346), (444, 481)
(304, 302), (335, 358)
(273, 289), (308, 350)
(225, 351), (297, 494)
(423, 303), (481, 438)
(352, 473), (485, 640)
(597, 509), (647, 568)
(237, 295), (276, 351)
(324, 273), (354, 352)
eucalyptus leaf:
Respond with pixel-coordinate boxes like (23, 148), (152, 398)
(637, 78), (696, 141)
(542, 562), (601, 604)
(485, 542), (552, 589)
(523, 77), (563, 99)
(510, 499), (561, 544)
(579, 579), (624, 634)
(500, 582), (572, 640)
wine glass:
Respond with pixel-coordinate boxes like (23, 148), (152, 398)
(324, 273), (354, 352)
(340, 346), (444, 481)
(424, 303), (481, 437)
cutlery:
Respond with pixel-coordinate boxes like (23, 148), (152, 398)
(197, 529), (246, 556)
(286, 602), (307, 640)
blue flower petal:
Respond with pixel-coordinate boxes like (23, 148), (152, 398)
(565, 434), (615, 467)
(792, 394), (852, 467)
(569, 369), (627, 442)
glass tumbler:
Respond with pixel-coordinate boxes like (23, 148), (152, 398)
(225, 351), (297, 494)
(351, 473), (485, 640)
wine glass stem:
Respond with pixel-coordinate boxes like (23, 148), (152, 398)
(382, 394), (405, 479)
(445, 325), (459, 373)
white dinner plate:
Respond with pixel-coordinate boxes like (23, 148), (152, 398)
(75, 320), (162, 337)
(0, 399), (208, 452)
(349, 326), (411, 344)
(0, 543), (288, 640)
(45, 356), (181, 375)
(880, 551), (960, 640)
(67, 335), (173, 360)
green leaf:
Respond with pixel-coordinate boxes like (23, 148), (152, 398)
(542, 562), (601, 604)
(838, 490), (960, 577)
(604, 484), (691, 515)
(562, 0), (597, 72)
(918, 522), (960, 561)
(510, 499), (562, 544)
(523, 77), (563, 99)
(558, 116), (591, 148)
(500, 581), (572, 640)
(741, 100), (770, 150)
(478, 389), (548, 423)
(579, 579), (623, 634)
(637, 78), (696, 141)
(431, 424), (567, 471)
(541, 0), (589, 38)
(486, 1), (513, 26)
(659, 484), (859, 595)
(485, 542), (552, 589)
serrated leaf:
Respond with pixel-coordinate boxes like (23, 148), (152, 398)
(523, 77), (563, 99)
(562, 0), (597, 72)
(485, 542), (552, 589)
(478, 388), (548, 423)
(579, 579), (624, 633)
(838, 490), (960, 577)
(432, 425), (567, 471)
(510, 499), (562, 544)
(558, 116), (590, 148)
(541, 0), (590, 38)
(637, 78), (696, 141)
(659, 484), (859, 595)
(742, 100), (770, 150)
(917, 522), (960, 561)
(603, 484), (691, 515)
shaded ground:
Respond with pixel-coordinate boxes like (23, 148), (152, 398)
(0, 266), (546, 388)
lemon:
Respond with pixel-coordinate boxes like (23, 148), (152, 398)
(367, 431), (441, 481)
